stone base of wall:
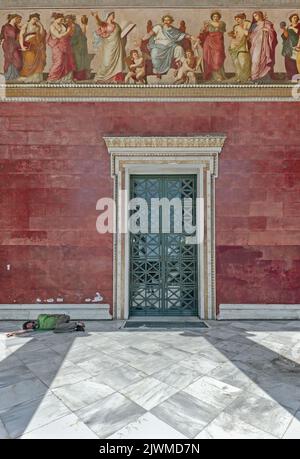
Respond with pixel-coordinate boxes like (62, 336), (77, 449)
(0, 304), (112, 321)
(218, 304), (300, 320)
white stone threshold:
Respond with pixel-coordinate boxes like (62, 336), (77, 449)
(0, 304), (112, 321)
(218, 304), (300, 321)
(127, 316), (202, 322)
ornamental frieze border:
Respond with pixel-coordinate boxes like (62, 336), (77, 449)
(1, 6), (300, 100)
(0, 83), (298, 101)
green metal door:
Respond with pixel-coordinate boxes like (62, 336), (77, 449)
(129, 175), (198, 316)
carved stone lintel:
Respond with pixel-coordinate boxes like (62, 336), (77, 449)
(104, 136), (227, 150)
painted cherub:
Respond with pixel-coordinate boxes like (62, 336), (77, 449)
(174, 49), (202, 84)
(125, 49), (146, 84)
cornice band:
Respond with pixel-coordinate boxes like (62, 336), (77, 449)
(104, 136), (227, 150)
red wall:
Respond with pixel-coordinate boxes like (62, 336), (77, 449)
(0, 102), (299, 312)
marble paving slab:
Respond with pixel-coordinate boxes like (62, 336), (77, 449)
(152, 363), (204, 390)
(283, 411), (300, 439)
(120, 377), (178, 410)
(0, 393), (71, 439)
(224, 392), (294, 438)
(53, 380), (115, 411)
(0, 365), (35, 388)
(196, 412), (277, 439)
(180, 354), (221, 374)
(128, 354), (174, 375)
(109, 412), (187, 439)
(77, 354), (124, 375)
(0, 377), (48, 411)
(20, 414), (99, 439)
(91, 364), (146, 391)
(151, 391), (219, 438)
(183, 376), (243, 410)
(77, 392), (145, 439)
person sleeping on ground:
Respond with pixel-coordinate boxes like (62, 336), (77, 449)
(6, 314), (85, 337)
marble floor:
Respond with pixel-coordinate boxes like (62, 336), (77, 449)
(1, 320), (300, 439)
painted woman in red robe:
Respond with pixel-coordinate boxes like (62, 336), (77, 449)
(0, 14), (23, 81)
(199, 11), (227, 81)
(47, 13), (75, 83)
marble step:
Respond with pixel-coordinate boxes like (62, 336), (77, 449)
(0, 304), (112, 321)
(218, 304), (300, 321)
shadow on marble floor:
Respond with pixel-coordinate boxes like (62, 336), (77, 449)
(0, 320), (300, 438)
(179, 321), (300, 434)
(0, 322), (100, 439)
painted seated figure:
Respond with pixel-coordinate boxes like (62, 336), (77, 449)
(140, 15), (193, 80)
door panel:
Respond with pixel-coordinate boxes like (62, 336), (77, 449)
(129, 175), (198, 316)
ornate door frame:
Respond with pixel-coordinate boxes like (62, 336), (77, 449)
(104, 136), (226, 320)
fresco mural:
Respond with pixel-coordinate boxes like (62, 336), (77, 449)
(0, 8), (300, 86)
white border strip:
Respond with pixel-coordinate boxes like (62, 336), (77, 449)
(2, 6), (300, 10)
(1, 97), (297, 102)
(0, 83), (294, 88)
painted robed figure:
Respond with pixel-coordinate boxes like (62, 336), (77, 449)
(281, 13), (300, 80)
(0, 14), (22, 80)
(93, 11), (126, 83)
(200, 12), (227, 81)
(18, 13), (46, 83)
(249, 11), (278, 82)
(65, 14), (90, 81)
(145, 15), (191, 76)
(47, 12), (75, 83)
(228, 13), (252, 83)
